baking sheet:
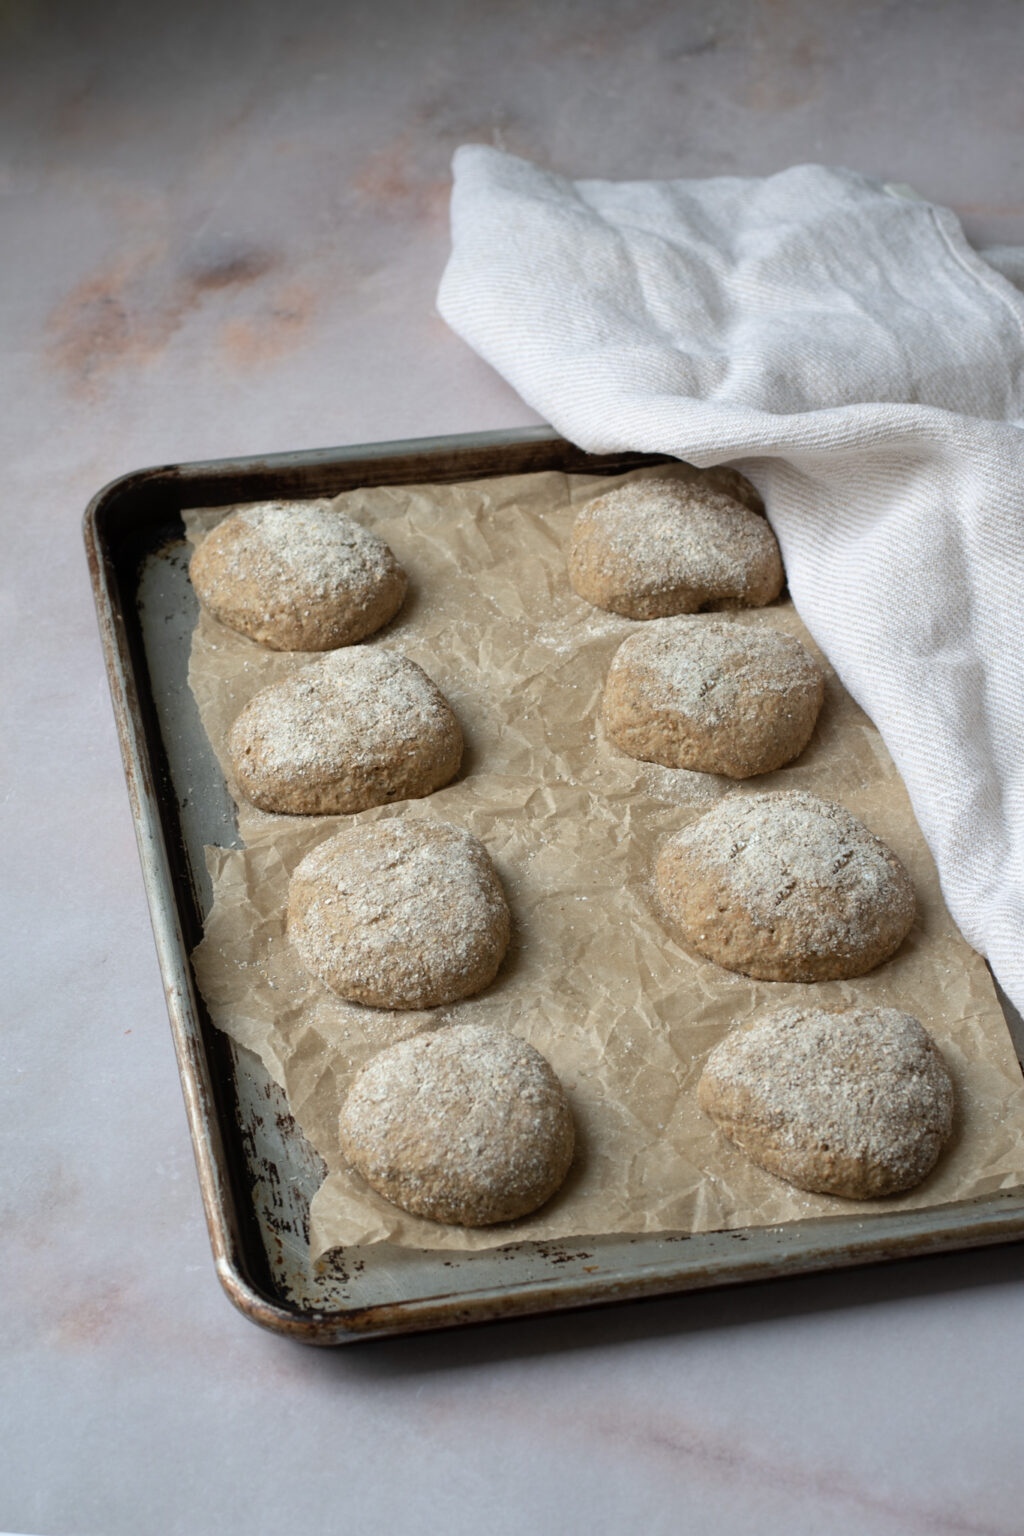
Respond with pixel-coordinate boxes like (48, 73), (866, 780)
(185, 466), (1024, 1259)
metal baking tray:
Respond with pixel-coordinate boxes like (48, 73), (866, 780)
(84, 425), (1024, 1345)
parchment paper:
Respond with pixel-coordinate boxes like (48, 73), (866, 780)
(186, 466), (1024, 1259)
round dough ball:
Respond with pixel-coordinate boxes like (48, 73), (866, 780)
(698, 1006), (954, 1198)
(338, 1023), (575, 1225)
(655, 791), (916, 982)
(568, 479), (783, 620)
(228, 649), (462, 815)
(602, 619), (825, 777)
(189, 500), (406, 650)
(288, 821), (510, 1009)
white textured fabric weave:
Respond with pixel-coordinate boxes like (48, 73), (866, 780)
(438, 146), (1024, 1015)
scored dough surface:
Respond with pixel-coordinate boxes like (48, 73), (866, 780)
(602, 618), (825, 777)
(288, 820), (511, 1009)
(698, 1006), (955, 1197)
(338, 1023), (575, 1225)
(189, 499), (406, 650)
(568, 479), (783, 620)
(228, 649), (462, 815)
(655, 790), (916, 981)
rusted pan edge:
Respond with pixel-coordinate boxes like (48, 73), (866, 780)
(165, 425), (672, 496)
(253, 1193), (1024, 1346)
(83, 481), (304, 1340)
(83, 425), (669, 519)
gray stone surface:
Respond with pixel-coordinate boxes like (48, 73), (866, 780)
(4, 4), (1024, 1534)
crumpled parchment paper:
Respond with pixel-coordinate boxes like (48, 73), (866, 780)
(186, 465), (1024, 1258)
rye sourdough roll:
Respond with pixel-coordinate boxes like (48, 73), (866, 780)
(288, 821), (511, 1009)
(568, 479), (783, 620)
(338, 1024), (575, 1225)
(190, 499), (406, 650)
(602, 618), (824, 777)
(228, 649), (462, 815)
(655, 790), (916, 982)
(698, 1006), (954, 1198)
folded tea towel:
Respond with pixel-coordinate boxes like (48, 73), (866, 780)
(438, 146), (1024, 1017)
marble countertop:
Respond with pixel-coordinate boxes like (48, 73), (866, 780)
(5, 3), (1024, 1532)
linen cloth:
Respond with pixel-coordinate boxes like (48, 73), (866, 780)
(437, 146), (1024, 1017)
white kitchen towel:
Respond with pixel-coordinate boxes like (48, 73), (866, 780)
(438, 146), (1024, 1017)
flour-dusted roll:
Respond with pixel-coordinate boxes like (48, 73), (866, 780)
(338, 1023), (575, 1225)
(228, 649), (462, 815)
(288, 821), (511, 1009)
(602, 618), (824, 777)
(568, 479), (783, 620)
(655, 791), (916, 982)
(698, 1006), (955, 1198)
(190, 499), (406, 650)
